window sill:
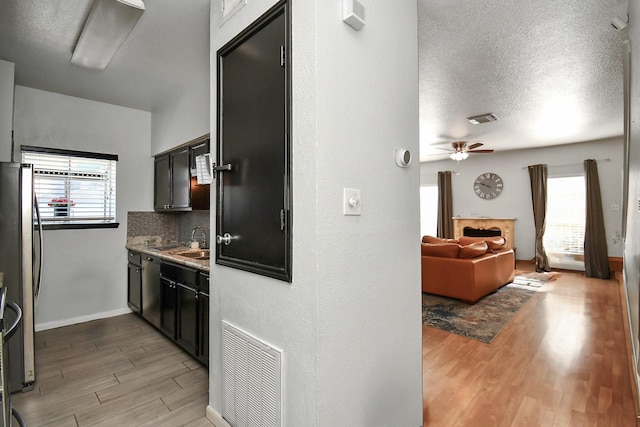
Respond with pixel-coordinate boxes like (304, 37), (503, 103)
(42, 222), (120, 231)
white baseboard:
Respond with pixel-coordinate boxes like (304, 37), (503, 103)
(206, 406), (232, 427)
(35, 307), (133, 331)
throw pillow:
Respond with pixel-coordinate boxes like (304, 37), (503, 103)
(421, 243), (460, 258)
(459, 235), (506, 250)
(458, 241), (488, 258)
(422, 235), (458, 244)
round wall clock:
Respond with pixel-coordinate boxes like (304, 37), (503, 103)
(474, 172), (503, 199)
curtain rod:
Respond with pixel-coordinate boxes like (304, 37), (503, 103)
(521, 158), (610, 170)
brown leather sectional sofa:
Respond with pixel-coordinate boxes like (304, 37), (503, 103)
(421, 236), (515, 304)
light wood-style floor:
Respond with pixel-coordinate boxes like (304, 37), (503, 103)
(11, 313), (212, 426)
(423, 262), (640, 427)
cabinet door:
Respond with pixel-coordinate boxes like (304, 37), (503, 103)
(216, 4), (291, 281)
(160, 278), (177, 339)
(127, 263), (142, 313)
(198, 291), (209, 366)
(154, 154), (171, 210)
(176, 283), (198, 356)
(190, 140), (210, 210)
(170, 148), (190, 209)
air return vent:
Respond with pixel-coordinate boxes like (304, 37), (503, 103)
(222, 321), (282, 427)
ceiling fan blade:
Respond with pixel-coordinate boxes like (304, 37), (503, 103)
(467, 142), (484, 150)
(434, 147), (454, 151)
(468, 149), (494, 154)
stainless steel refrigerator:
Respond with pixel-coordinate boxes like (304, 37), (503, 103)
(0, 162), (43, 393)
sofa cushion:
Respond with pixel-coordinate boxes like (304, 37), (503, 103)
(422, 235), (458, 244)
(421, 242), (460, 258)
(458, 241), (489, 258)
(459, 235), (506, 251)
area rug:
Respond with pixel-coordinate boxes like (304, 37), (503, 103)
(422, 285), (535, 344)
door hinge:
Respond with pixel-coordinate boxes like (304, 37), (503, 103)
(280, 45), (285, 67)
(280, 209), (286, 230)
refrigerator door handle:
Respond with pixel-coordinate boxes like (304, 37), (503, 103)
(33, 195), (43, 309)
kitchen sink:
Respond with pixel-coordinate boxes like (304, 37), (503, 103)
(178, 250), (210, 260)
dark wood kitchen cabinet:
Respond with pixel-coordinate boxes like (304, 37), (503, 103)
(154, 135), (210, 212)
(159, 276), (177, 339)
(197, 271), (209, 367)
(176, 283), (198, 355)
(127, 251), (142, 313)
(154, 148), (190, 211)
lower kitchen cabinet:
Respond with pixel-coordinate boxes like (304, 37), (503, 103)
(127, 250), (209, 367)
(197, 272), (209, 367)
(176, 283), (198, 355)
(127, 251), (142, 313)
(160, 276), (177, 339)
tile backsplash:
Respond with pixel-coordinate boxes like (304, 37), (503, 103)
(127, 211), (211, 247)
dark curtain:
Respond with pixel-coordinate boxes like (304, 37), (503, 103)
(436, 171), (454, 238)
(528, 164), (550, 272)
(584, 159), (611, 279)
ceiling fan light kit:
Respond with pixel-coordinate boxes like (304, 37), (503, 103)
(467, 113), (498, 125)
(450, 151), (469, 161)
(71, 0), (145, 70)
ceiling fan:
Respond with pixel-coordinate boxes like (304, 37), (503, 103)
(437, 141), (494, 161)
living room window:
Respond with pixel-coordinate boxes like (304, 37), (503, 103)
(420, 185), (438, 237)
(543, 175), (585, 271)
(22, 145), (119, 230)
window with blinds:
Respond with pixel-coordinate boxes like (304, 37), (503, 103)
(543, 175), (586, 270)
(21, 146), (118, 229)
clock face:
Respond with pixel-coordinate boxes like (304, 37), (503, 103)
(474, 173), (503, 199)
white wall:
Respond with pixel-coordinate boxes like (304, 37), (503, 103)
(209, 1), (423, 426)
(624, 0), (640, 404)
(150, 5), (210, 156)
(420, 137), (624, 261)
(0, 60), (14, 161)
(12, 86), (153, 329)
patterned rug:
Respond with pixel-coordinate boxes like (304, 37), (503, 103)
(422, 284), (536, 344)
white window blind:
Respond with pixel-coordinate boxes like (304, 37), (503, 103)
(544, 175), (585, 255)
(21, 146), (118, 227)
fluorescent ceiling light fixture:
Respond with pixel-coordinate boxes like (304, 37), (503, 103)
(449, 151), (469, 161)
(467, 113), (498, 125)
(71, 0), (145, 70)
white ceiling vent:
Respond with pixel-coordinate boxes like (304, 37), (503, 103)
(467, 113), (499, 125)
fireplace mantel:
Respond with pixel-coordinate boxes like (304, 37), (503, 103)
(452, 217), (516, 250)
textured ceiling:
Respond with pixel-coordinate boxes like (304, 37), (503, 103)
(418, 0), (628, 161)
(0, 0), (210, 113)
(0, 0), (628, 159)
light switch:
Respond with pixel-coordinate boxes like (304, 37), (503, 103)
(343, 188), (361, 216)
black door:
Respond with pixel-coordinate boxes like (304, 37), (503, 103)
(216, 1), (291, 282)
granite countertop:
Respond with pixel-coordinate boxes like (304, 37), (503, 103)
(126, 240), (210, 272)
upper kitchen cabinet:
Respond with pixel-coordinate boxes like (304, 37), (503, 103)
(154, 147), (190, 211)
(189, 139), (210, 211)
(154, 136), (210, 212)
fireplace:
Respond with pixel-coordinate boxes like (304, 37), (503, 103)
(463, 227), (501, 238)
(452, 218), (516, 250)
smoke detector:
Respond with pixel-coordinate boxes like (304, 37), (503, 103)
(467, 113), (498, 125)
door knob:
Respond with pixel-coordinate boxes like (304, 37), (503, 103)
(216, 233), (232, 245)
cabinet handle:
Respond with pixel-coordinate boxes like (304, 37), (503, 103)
(136, 267), (141, 273)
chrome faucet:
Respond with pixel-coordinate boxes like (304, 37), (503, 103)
(191, 226), (207, 248)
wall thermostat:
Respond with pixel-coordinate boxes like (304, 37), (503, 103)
(395, 149), (411, 168)
(343, 0), (365, 31)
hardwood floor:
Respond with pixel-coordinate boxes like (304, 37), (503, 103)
(10, 313), (212, 427)
(423, 262), (640, 427)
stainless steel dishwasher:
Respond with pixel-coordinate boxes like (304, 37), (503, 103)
(141, 255), (161, 329)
